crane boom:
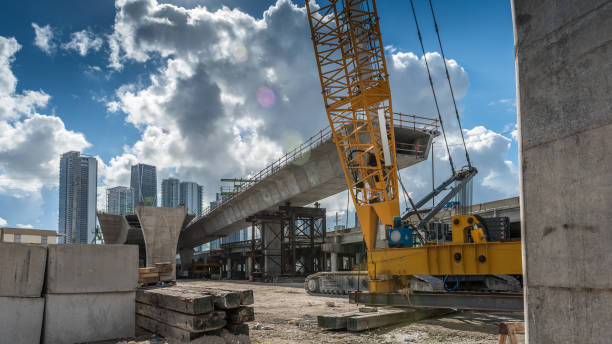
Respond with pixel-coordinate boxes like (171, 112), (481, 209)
(306, 0), (399, 251)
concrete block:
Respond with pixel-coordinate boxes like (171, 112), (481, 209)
(0, 243), (47, 297)
(136, 302), (226, 332)
(136, 314), (198, 343)
(43, 291), (135, 344)
(0, 296), (44, 344)
(46, 244), (138, 293)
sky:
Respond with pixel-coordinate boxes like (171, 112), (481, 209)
(0, 0), (518, 231)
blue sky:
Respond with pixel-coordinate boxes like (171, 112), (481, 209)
(0, 0), (518, 231)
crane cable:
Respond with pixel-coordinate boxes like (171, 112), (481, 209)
(409, 0), (456, 175)
(428, 0), (472, 168)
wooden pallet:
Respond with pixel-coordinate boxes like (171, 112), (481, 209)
(499, 322), (525, 344)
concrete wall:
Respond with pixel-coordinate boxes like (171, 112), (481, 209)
(0, 297), (44, 344)
(0, 243), (47, 297)
(512, 0), (612, 342)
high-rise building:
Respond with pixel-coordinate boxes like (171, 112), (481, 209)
(180, 181), (203, 216)
(106, 186), (134, 215)
(58, 151), (97, 244)
(130, 164), (157, 207)
(161, 178), (180, 208)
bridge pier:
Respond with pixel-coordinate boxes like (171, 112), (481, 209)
(263, 222), (282, 277)
(136, 205), (186, 281)
(179, 247), (194, 274)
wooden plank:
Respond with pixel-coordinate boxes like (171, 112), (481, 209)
(136, 288), (214, 315)
(175, 286), (240, 309)
(155, 262), (172, 273)
(178, 285), (254, 305)
(226, 306), (254, 324)
(136, 302), (226, 332)
(139, 272), (159, 279)
(139, 267), (159, 274)
(136, 314), (195, 343)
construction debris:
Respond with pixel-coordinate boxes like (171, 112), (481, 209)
(136, 285), (254, 343)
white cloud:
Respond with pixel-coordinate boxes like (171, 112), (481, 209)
(32, 23), (55, 54)
(103, 0), (517, 212)
(0, 36), (90, 197)
(16, 223), (34, 229)
(62, 29), (104, 56)
(0, 217), (6, 227)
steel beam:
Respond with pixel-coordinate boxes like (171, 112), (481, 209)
(350, 291), (524, 312)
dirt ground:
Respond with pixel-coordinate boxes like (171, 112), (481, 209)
(178, 280), (524, 344)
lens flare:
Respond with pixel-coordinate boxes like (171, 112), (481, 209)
(232, 43), (248, 63)
(256, 86), (276, 109)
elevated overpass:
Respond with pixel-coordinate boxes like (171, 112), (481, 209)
(178, 113), (438, 250)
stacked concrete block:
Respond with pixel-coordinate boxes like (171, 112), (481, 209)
(43, 244), (138, 344)
(0, 243), (47, 344)
(136, 285), (254, 343)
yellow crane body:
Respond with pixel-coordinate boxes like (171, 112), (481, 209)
(306, 0), (522, 294)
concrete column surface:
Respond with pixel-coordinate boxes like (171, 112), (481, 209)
(0, 243), (47, 297)
(227, 257), (232, 279)
(179, 247), (194, 273)
(513, 0), (612, 342)
(246, 256), (253, 277)
(264, 222), (282, 276)
(136, 205), (187, 281)
(330, 252), (338, 272)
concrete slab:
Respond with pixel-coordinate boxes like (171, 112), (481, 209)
(0, 243), (46, 297)
(43, 292), (135, 344)
(0, 296), (44, 344)
(136, 205), (186, 281)
(46, 244), (138, 293)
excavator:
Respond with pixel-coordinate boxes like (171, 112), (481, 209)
(303, 0), (522, 309)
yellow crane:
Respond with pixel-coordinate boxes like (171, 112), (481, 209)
(305, 0), (522, 296)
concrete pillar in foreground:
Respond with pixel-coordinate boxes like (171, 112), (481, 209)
(136, 205), (186, 281)
(263, 222), (282, 276)
(512, 0), (612, 342)
(330, 252), (338, 272)
(179, 247), (194, 274)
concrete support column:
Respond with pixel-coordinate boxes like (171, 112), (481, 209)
(246, 256), (253, 278)
(179, 248), (194, 274)
(97, 213), (130, 244)
(136, 205), (187, 282)
(513, 1), (612, 342)
(330, 252), (338, 272)
(226, 257), (232, 280)
(263, 222), (282, 277)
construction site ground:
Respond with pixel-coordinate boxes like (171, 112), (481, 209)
(160, 280), (525, 344)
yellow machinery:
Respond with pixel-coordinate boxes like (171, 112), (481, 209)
(306, 0), (522, 296)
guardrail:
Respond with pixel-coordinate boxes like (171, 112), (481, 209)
(189, 113), (439, 225)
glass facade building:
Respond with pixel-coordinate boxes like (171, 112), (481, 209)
(161, 178), (180, 208)
(58, 151), (97, 244)
(180, 181), (203, 216)
(130, 164), (157, 207)
(106, 186), (134, 215)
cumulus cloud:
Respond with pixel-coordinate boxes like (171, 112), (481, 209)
(0, 36), (90, 197)
(32, 23), (55, 54)
(103, 0), (517, 213)
(62, 29), (104, 56)
(0, 216), (6, 227)
(16, 223), (34, 229)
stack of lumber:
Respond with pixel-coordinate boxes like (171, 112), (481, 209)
(138, 267), (160, 286)
(136, 285), (254, 343)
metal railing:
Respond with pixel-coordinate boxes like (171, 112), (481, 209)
(189, 113), (438, 225)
